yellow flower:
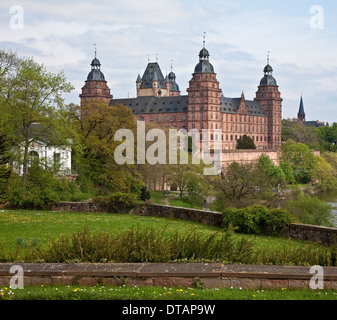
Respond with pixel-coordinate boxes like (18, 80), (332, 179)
(253, 295), (256, 297)
(191, 293), (195, 296)
(281, 288), (287, 291)
(41, 285), (44, 287)
(73, 288), (80, 292)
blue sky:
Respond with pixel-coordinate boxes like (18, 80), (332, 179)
(0, 0), (337, 123)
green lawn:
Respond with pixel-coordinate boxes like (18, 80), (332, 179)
(1, 284), (337, 300)
(151, 191), (203, 209)
(0, 209), (324, 258)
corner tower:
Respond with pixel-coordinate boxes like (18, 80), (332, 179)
(186, 37), (222, 150)
(254, 55), (282, 149)
(79, 51), (112, 105)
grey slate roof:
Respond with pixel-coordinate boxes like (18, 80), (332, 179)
(259, 74), (277, 86)
(110, 96), (188, 114)
(220, 97), (267, 116)
(87, 69), (106, 81)
(140, 62), (167, 90)
(110, 95), (266, 117)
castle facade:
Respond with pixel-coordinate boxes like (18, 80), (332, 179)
(80, 41), (282, 151)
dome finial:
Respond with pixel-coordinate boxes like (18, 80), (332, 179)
(267, 51), (270, 65)
(203, 31), (206, 48)
(94, 43), (97, 58)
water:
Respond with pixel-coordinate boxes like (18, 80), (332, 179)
(317, 190), (337, 227)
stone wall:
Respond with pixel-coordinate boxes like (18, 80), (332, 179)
(289, 223), (337, 246)
(130, 203), (223, 228)
(0, 263), (336, 289)
(221, 149), (280, 167)
(52, 201), (109, 213)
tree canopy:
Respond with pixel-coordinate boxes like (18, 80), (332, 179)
(236, 134), (256, 150)
(0, 50), (74, 189)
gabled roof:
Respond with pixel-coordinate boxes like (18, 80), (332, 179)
(220, 97), (267, 116)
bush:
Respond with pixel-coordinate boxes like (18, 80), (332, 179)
(22, 225), (254, 264)
(6, 165), (91, 209)
(222, 205), (295, 236)
(263, 209), (297, 235)
(222, 205), (268, 235)
(10, 225), (336, 266)
(93, 192), (138, 213)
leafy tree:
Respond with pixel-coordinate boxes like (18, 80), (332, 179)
(322, 152), (337, 176)
(257, 154), (286, 187)
(280, 139), (317, 184)
(285, 193), (334, 227)
(313, 156), (337, 192)
(185, 171), (204, 208)
(214, 161), (272, 209)
(0, 134), (11, 198)
(282, 118), (319, 148)
(236, 135), (256, 150)
(0, 50), (74, 191)
(279, 160), (296, 185)
(68, 99), (143, 196)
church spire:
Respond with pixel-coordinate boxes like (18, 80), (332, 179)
(298, 95), (306, 122)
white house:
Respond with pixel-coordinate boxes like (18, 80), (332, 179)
(12, 123), (73, 178)
(14, 140), (72, 177)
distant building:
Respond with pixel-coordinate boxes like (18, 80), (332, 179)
(13, 123), (73, 179)
(297, 95), (325, 127)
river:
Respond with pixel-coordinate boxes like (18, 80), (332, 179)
(317, 190), (337, 227)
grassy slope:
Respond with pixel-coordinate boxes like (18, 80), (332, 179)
(0, 209), (319, 255)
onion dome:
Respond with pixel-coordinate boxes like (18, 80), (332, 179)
(259, 53), (277, 86)
(87, 54), (105, 81)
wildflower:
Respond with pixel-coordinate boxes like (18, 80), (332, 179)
(281, 288), (287, 291)
(191, 293), (195, 296)
(41, 285), (44, 287)
(73, 288), (80, 292)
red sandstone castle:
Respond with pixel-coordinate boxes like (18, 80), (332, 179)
(80, 41), (282, 151)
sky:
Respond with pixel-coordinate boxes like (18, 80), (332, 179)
(0, 0), (337, 123)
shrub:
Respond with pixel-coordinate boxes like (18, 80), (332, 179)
(223, 205), (295, 236)
(93, 192), (138, 213)
(263, 209), (297, 235)
(23, 225), (254, 264)
(222, 205), (268, 235)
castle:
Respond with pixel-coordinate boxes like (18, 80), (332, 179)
(80, 40), (282, 152)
